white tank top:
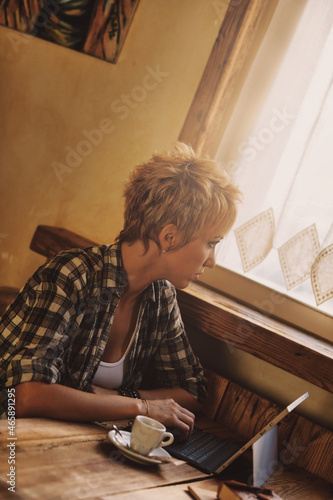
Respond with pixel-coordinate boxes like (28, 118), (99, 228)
(92, 320), (138, 390)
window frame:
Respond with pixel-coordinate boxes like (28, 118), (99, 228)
(178, 0), (333, 343)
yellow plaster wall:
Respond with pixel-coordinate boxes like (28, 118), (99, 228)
(0, 0), (225, 288)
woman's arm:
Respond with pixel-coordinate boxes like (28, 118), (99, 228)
(15, 381), (141, 421)
(14, 382), (196, 438)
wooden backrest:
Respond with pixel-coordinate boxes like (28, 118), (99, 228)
(0, 226), (98, 318)
(30, 225), (98, 259)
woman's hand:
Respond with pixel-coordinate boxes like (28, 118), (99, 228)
(144, 398), (195, 440)
(88, 384), (197, 439)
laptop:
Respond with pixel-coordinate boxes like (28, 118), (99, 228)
(167, 392), (309, 474)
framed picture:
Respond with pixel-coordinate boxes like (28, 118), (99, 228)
(0, 0), (141, 63)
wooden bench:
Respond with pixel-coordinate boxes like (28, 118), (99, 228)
(1, 225), (332, 498)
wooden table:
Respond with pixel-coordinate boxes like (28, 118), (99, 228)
(0, 418), (332, 499)
(0, 418), (210, 500)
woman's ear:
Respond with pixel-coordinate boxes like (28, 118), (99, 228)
(159, 224), (179, 252)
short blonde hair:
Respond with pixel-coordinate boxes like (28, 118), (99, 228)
(116, 143), (241, 251)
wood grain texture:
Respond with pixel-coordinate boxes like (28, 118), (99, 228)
(179, 0), (278, 156)
(177, 285), (333, 394)
(0, 415), (332, 499)
(264, 468), (333, 500)
(214, 381), (296, 448)
(0, 419), (205, 500)
(0, 418), (106, 447)
(203, 371), (333, 485)
(204, 369), (230, 420)
(289, 417), (333, 483)
(104, 480), (220, 500)
(134, 476), (333, 500)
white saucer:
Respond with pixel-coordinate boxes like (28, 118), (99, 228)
(108, 430), (172, 465)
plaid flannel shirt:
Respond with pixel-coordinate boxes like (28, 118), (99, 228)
(0, 243), (206, 416)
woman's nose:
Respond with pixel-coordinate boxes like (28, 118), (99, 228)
(204, 249), (216, 269)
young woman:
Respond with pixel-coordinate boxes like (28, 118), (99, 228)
(0, 143), (240, 439)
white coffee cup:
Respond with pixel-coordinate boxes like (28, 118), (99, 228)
(130, 415), (174, 455)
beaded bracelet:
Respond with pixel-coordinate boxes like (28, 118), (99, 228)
(117, 386), (142, 399)
(129, 388), (141, 399)
(117, 388), (127, 397)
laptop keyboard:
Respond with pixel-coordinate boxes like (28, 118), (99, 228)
(167, 426), (242, 474)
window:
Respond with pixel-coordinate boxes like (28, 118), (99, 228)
(200, 0), (333, 342)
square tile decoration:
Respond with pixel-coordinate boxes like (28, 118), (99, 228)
(311, 244), (333, 305)
(235, 208), (275, 272)
(278, 224), (320, 290)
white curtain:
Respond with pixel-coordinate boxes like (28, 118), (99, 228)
(215, 0), (333, 314)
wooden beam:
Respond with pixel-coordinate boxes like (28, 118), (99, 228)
(179, 0), (278, 156)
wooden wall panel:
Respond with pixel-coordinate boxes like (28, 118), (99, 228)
(202, 370), (333, 484)
(289, 418), (333, 483)
(214, 380), (297, 448)
(203, 369), (229, 420)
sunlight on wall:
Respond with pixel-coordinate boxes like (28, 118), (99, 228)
(0, 0), (223, 287)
